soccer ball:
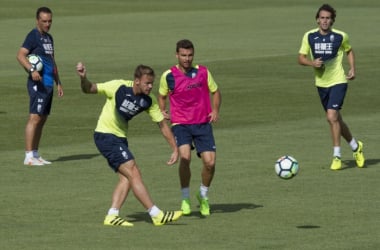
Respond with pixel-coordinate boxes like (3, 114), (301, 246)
(275, 155), (299, 179)
(27, 54), (43, 72)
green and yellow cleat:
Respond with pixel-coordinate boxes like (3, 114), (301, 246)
(196, 192), (210, 216)
(181, 199), (191, 215)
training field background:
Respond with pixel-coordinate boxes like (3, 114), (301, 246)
(1, 0), (379, 249)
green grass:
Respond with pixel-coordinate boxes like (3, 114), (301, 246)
(1, 0), (380, 249)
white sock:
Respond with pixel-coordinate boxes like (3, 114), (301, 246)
(200, 184), (209, 199)
(25, 151), (34, 159)
(148, 205), (161, 217)
(349, 138), (358, 151)
(107, 208), (119, 216)
(333, 147), (341, 158)
(181, 187), (190, 199)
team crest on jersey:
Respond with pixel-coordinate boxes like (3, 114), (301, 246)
(330, 34), (335, 42)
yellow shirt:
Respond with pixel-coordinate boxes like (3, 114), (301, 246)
(95, 79), (163, 138)
(299, 28), (352, 87)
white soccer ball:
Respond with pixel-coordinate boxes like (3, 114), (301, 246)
(275, 155), (299, 179)
(27, 54), (43, 72)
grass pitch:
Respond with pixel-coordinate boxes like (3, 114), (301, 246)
(1, 1), (380, 249)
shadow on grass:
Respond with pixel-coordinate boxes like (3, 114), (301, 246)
(211, 202), (263, 213)
(127, 212), (156, 224)
(52, 153), (100, 162)
(296, 225), (321, 229)
(341, 158), (380, 170)
(126, 202), (263, 224)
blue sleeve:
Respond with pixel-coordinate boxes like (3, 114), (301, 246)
(22, 30), (38, 52)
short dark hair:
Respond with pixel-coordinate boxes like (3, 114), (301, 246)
(36, 7), (52, 19)
(134, 64), (155, 79)
(176, 39), (194, 52)
(316, 4), (336, 23)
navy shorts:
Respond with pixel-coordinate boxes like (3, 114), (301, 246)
(94, 132), (135, 172)
(317, 83), (348, 111)
(27, 79), (53, 115)
(172, 123), (216, 155)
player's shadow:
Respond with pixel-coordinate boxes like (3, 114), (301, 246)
(183, 202), (263, 218)
(341, 158), (380, 170)
(125, 202), (262, 224)
(126, 212), (159, 224)
(210, 202), (263, 214)
(297, 225), (321, 229)
(51, 153), (100, 162)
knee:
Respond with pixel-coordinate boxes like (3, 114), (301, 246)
(119, 161), (141, 179)
(326, 111), (338, 124)
(128, 163), (141, 177)
(28, 114), (47, 125)
(118, 174), (129, 185)
(180, 154), (191, 165)
(203, 159), (215, 172)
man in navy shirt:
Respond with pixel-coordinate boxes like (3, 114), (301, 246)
(17, 7), (63, 166)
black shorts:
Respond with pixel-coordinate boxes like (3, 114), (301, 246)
(172, 123), (216, 155)
(94, 132), (135, 172)
(317, 83), (348, 111)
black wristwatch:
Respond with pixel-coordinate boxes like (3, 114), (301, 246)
(29, 67), (35, 73)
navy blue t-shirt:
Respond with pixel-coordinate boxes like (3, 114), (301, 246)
(22, 28), (55, 87)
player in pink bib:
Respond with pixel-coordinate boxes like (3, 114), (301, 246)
(168, 65), (211, 124)
(158, 39), (222, 216)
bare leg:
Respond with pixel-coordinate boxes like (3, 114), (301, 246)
(25, 114), (47, 151)
(326, 109), (341, 147)
(178, 144), (192, 188)
(109, 173), (131, 210)
(200, 151), (216, 187)
(338, 115), (353, 143)
(326, 109), (353, 146)
(117, 160), (154, 210)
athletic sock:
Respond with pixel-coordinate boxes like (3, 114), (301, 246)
(33, 150), (40, 158)
(181, 187), (190, 199)
(333, 147), (341, 158)
(25, 151), (34, 159)
(349, 138), (359, 151)
(107, 208), (119, 216)
(200, 184), (209, 199)
(148, 205), (161, 217)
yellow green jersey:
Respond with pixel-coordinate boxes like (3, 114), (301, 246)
(299, 28), (352, 88)
(95, 79), (163, 138)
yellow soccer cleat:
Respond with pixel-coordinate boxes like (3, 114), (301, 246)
(104, 215), (134, 227)
(151, 211), (182, 226)
(330, 156), (342, 170)
(353, 141), (365, 168)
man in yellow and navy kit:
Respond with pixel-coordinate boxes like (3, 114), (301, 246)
(298, 4), (365, 170)
(76, 62), (182, 226)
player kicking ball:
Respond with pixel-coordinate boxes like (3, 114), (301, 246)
(76, 62), (182, 226)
